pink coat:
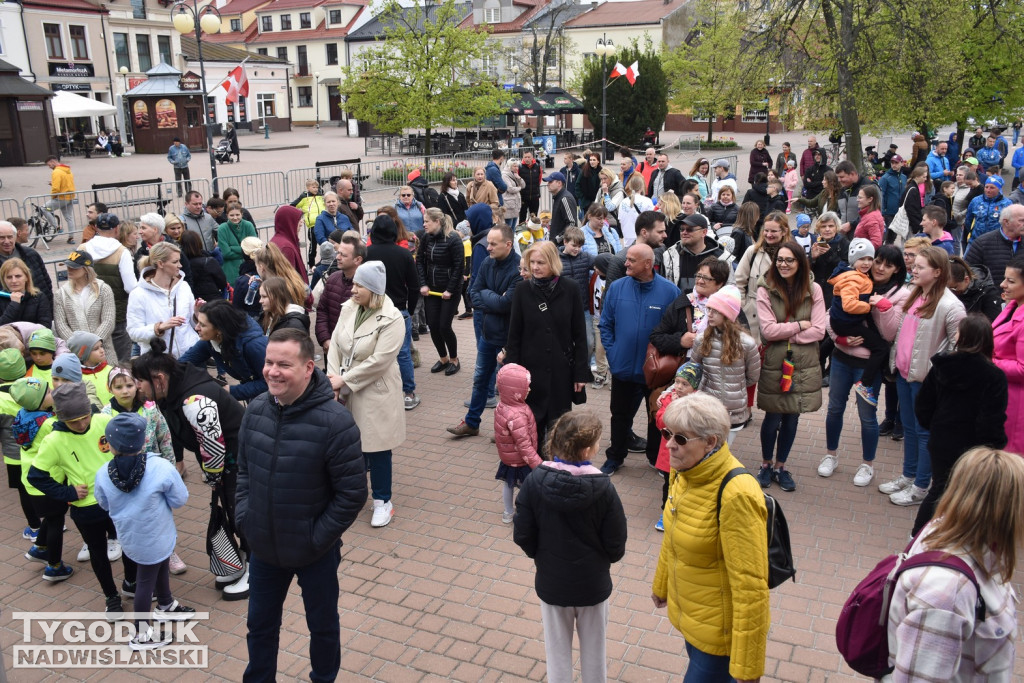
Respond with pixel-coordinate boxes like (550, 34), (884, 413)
(654, 391), (676, 473)
(494, 364), (542, 468)
(991, 301), (1024, 455)
(855, 208), (885, 249)
(784, 169), (799, 193)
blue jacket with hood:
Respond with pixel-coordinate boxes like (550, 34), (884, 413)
(179, 315), (269, 401)
(468, 203), (495, 280)
(486, 161), (507, 205)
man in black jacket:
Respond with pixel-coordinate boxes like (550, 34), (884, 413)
(365, 214), (421, 410)
(965, 203), (1024, 280)
(518, 149), (543, 223)
(237, 329), (366, 683)
(545, 172), (579, 243)
(646, 154), (684, 201)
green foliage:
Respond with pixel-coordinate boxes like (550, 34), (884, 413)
(338, 0), (511, 155)
(380, 163), (475, 183)
(579, 37), (668, 148)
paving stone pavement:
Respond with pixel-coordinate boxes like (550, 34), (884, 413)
(0, 318), (1022, 681)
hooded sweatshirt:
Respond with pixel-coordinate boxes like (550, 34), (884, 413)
(494, 364), (542, 469)
(467, 203), (494, 280)
(365, 215), (420, 313)
(270, 205), (308, 283)
(81, 233), (137, 296)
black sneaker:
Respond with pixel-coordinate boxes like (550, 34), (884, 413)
(626, 433), (647, 453)
(878, 418), (895, 437)
(153, 600), (196, 621)
(891, 422), (904, 441)
(122, 580), (136, 597)
(755, 464), (773, 489)
(105, 595), (124, 621)
(773, 468), (796, 492)
(599, 459), (622, 476)
(821, 373), (830, 388)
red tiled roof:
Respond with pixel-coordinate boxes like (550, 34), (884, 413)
(217, 0), (272, 16)
(246, 8), (364, 43)
(565, 0), (685, 27)
(23, 0), (105, 14)
(458, 0), (548, 35)
(181, 22), (258, 45)
(254, 0), (328, 13)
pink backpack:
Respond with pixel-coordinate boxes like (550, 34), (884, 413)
(835, 538), (987, 678)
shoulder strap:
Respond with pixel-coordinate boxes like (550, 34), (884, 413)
(716, 467), (750, 523)
(896, 551), (987, 622)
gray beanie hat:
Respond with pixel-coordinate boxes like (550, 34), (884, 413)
(52, 353), (83, 383)
(52, 382), (91, 422)
(353, 261), (387, 296)
(67, 331), (102, 364)
(847, 238), (876, 264)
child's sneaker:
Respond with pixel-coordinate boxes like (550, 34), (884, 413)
(25, 545), (48, 563)
(169, 552), (187, 575)
(77, 543), (90, 562)
(129, 624), (169, 651)
(107, 539), (122, 562)
(105, 595), (123, 621)
(153, 600), (196, 622)
(655, 515), (664, 532)
(501, 511), (514, 524)
(22, 527), (39, 541)
(854, 382), (878, 406)
(42, 563), (74, 582)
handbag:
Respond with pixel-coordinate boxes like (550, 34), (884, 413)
(643, 342), (682, 389)
(206, 485), (244, 577)
(889, 192), (911, 240)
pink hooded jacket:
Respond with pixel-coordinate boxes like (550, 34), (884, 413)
(494, 363), (542, 468)
(271, 205), (309, 284)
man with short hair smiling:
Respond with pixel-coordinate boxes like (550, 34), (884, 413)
(315, 236), (365, 353)
(0, 221), (52, 306)
(604, 210), (668, 282)
(180, 191), (218, 253)
(662, 213), (733, 293)
(237, 328), (366, 683)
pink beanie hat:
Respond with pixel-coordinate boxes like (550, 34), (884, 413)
(707, 285), (742, 321)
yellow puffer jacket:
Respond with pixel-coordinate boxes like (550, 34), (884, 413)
(50, 164), (75, 200)
(652, 443), (770, 680)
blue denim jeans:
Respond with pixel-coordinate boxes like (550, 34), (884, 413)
(244, 542), (342, 683)
(397, 311), (415, 394)
(472, 310), (497, 400)
(364, 450), (392, 502)
(683, 640), (734, 683)
(760, 412), (800, 463)
(465, 338), (502, 429)
(583, 311), (595, 361)
(825, 356), (881, 461)
(896, 374), (930, 488)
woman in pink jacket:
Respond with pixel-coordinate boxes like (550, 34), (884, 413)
(494, 363), (543, 524)
(854, 185), (884, 249)
(992, 256), (1024, 455)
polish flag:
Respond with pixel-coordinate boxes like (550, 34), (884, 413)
(625, 61), (639, 86)
(221, 64), (250, 105)
(609, 62), (627, 80)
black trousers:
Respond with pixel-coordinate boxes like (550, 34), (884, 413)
(133, 559), (172, 625)
(173, 167), (192, 196)
(8, 463), (40, 528)
(606, 377), (647, 464)
(424, 294), (460, 359)
(32, 495), (67, 566)
(519, 196), (541, 223)
(71, 506), (136, 598)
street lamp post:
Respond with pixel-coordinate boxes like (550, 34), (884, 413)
(118, 66), (133, 145)
(510, 65), (520, 139)
(314, 72), (320, 131)
(594, 35), (614, 161)
(172, 0), (222, 189)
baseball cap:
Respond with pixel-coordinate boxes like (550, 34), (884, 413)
(64, 250), (93, 269)
(890, 155), (904, 164)
(681, 214), (709, 231)
(712, 159), (730, 169)
(542, 172), (566, 183)
(966, 157), (980, 165)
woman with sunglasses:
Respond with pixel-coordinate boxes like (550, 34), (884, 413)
(394, 185), (425, 234)
(652, 392), (769, 682)
(755, 241), (826, 492)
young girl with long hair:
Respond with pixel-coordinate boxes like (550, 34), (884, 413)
(258, 276), (310, 335)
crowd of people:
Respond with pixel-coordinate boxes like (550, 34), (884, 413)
(4, 128), (1024, 681)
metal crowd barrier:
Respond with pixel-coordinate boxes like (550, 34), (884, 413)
(213, 171), (287, 212)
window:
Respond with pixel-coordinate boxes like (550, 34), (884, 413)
(299, 12), (311, 28)
(230, 18), (241, 31)
(296, 86), (312, 107)
(136, 35), (152, 72)
(483, 6), (500, 23)
(44, 23), (63, 60)
(297, 44), (308, 74)
(261, 16), (273, 31)
(329, 9), (341, 23)
(131, 0), (146, 19)
(157, 35), (171, 64)
(480, 54), (497, 78)
(257, 92), (276, 118)
(257, 47), (268, 56)
(545, 47), (558, 68)
(280, 14), (291, 30)
(741, 106), (768, 123)
(69, 25), (88, 61)
(691, 109), (718, 123)
(113, 33), (131, 71)
(325, 43), (338, 65)
(277, 46), (287, 60)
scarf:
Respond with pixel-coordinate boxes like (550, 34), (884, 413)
(530, 275), (558, 301)
(108, 453), (146, 493)
(13, 410), (52, 449)
(762, 242), (782, 263)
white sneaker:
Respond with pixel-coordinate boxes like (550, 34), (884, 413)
(215, 564), (246, 586)
(853, 463), (875, 487)
(817, 455), (838, 477)
(129, 624), (169, 651)
(371, 500), (394, 528)
(890, 484), (928, 506)
(878, 475), (913, 495)
(77, 543), (90, 562)
(501, 512), (514, 524)
(107, 539), (122, 562)
(168, 552), (187, 575)
(222, 569), (249, 601)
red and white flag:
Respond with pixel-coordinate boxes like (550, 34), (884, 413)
(609, 62), (627, 80)
(221, 63), (249, 105)
(625, 61), (639, 86)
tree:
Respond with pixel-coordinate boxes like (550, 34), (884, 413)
(663, 0), (770, 143)
(578, 37), (668, 152)
(501, 6), (575, 135)
(339, 0), (511, 157)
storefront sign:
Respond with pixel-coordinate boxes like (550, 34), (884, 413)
(48, 63), (95, 78)
(16, 101), (44, 111)
(51, 83), (93, 92)
(128, 77), (147, 90)
(179, 71), (202, 91)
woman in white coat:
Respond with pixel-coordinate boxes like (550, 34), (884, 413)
(52, 250), (117, 362)
(126, 242), (199, 358)
(326, 261), (405, 529)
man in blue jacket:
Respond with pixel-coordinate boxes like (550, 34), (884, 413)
(447, 224), (522, 437)
(926, 142), (953, 194)
(965, 175), (1013, 244)
(166, 137), (192, 198)
(976, 136), (1002, 170)
(598, 243), (679, 475)
(878, 155), (907, 226)
(486, 148), (508, 206)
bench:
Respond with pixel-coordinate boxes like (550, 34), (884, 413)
(92, 178), (173, 217)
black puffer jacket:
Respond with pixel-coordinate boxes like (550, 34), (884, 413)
(416, 230), (464, 294)
(513, 464), (627, 607)
(159, 360), (245, 468)
(706, 201), (738, 227)
(236, 369), (367, 569)
(0, 292), (52, 328)
(955, 264), (1003, 321)
(189, 253), (228, 302)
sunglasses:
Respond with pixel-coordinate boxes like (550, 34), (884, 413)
(660, 428), (690, 446)
(680, 226), (705, 233)
(400, 193), (412, 197)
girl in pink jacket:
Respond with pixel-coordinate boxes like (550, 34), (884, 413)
(494, 364), (543, 523)
(783, 160), (800, 207)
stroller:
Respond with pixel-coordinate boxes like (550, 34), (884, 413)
(214, 138), (234, 164)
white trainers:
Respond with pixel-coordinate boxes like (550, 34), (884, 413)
(77, 543), (90, 562)
(129, 624), (169, 651)
(878, 475), (913, 495)
(107, 539), (122, 562)
(371, 500), (394, 528)
(890, 484), (928, 506)
(501, 511), (514, 524)
(853, 463), (875, 487)
(817, 455), (838, 477)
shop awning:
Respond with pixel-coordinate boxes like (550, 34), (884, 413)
(535, 87), (585, 115)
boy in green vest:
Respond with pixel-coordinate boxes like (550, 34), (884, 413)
(26, 328), (55, 388)
(29, 383), (136, 618)
(0, 349), (39, 542)
(68, 331), (113, 407)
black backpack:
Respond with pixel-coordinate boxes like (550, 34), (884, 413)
(716, 468), (796, 589)
(421, 186), (441, 210)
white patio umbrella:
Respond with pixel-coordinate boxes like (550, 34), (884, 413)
(50, 91), (117, 118)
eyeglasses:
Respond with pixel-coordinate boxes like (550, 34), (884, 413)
(693, 274), (713, 282)
(679, 226), (705, 233)
(660, 428), (690, 446)
(776, 257), (798, 265)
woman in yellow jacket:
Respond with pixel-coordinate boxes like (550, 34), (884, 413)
(652, 392), (769, 682)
